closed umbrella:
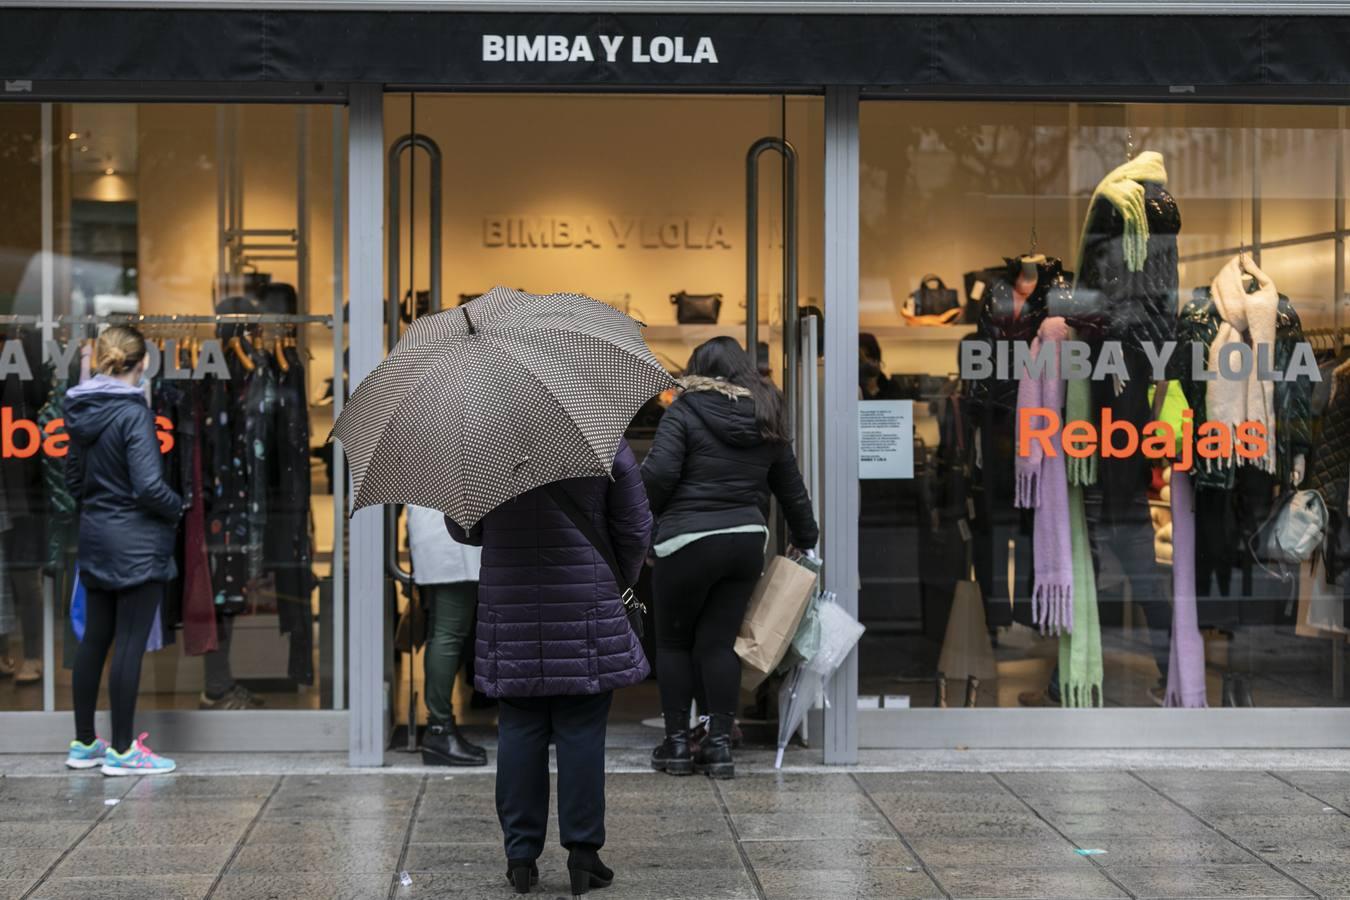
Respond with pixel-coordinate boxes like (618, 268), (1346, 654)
(331, 286), (673, 527)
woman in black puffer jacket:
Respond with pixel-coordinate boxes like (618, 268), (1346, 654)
(642, 336), (817, 779)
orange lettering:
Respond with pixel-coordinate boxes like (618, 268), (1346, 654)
(1100, 408), (1139, 459)
(1235, 422), (1269, 461)
(42, 418), (67, 457)
(3, 408), (41, 458)
(155, 416), (175, 454)
(1196, 422), (1233, 459)
(1062, 421), (1098, 458)
(1141, 422), (1175, 459)
(1017, 407), (1061, 458)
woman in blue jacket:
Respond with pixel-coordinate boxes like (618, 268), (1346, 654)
(64, 325), (183, 776)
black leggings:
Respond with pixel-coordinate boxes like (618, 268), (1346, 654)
(654, 533), (764, 719)
(72, 579), (163, 753)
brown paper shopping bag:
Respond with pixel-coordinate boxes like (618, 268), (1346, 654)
(735, 555), (818, 691)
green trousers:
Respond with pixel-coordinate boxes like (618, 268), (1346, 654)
(422, 581), (478, 725)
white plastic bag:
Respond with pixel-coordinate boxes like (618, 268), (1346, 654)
(805, 593), (865, 677)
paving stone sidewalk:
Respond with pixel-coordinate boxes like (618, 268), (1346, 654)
(1, 768), (1348, 900)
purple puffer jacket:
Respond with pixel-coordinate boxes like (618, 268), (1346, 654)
(447, 441), (652, 698)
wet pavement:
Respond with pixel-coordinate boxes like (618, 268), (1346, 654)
(1, 767), (1348, 899)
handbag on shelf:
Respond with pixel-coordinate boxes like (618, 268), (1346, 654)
(909, 275), (961, 318)
(670, 291), (723, 325)
(545, 483), (646, 639)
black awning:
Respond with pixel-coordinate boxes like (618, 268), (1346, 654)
(0, 9), (1341, 93)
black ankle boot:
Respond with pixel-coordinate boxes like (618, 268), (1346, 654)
(651, 709), (693, 776)
(449, 717), (488, 759)
(567, 846), (613, 896)
(422, 721), (487, 767)
(506, 859), (538, 893)
(693, 712), (735, 780)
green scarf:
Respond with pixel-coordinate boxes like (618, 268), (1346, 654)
(1059, 483), (1102, 707)
(1065, 372), (1097, 488)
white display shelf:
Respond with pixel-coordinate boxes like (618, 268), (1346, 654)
(861, 324), (978, 341)
(643, 323), (780, 342)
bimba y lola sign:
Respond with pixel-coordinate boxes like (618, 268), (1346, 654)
(960, 338), (1320, 470)
(482, 34), (719, 65)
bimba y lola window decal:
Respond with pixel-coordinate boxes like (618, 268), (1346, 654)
(959, 337), (1319, 471)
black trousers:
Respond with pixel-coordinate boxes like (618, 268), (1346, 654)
(653, 532), (764, 719)
(72, 579), (164, 753)
(496, 691), (612, 862)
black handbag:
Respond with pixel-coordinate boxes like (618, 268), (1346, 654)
(670, 291), (723, 324)
(544, 483), (646, 639)
(912, 275), (961, 317)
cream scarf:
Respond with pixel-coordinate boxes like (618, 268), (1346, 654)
(1207, 254), (1279, 473)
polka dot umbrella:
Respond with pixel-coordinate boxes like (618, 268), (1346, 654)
(331, 286), (675, 528)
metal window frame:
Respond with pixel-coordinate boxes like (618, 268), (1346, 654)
(822, 85), (861, 765)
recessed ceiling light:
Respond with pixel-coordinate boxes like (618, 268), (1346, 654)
(67, 131), (79, 141)
(79, 145), (88, 152)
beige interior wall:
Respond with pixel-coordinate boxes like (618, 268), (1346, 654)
(860, 100), (1347, 376)
(384, 93), (825, 368)
(137, 104), (340, 320)
(0, 104), (43, 309)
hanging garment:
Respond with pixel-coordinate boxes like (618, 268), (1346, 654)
(1177, 282), (1313, 492)
(181, 400), (217, 656)
(962, 258), (1068, 627)
(1166, 469), (1207, 708)
(1204, 255), (1281, 474)
(242, 345), (277, 587)
(1065, 152), (1180, 353)
(1014, 317), (1073, 634)
(1308, 370), (1350, 582)
(204, 352), (250, 614)
(1059, 482), (1102, 708)
(266, 346), (315, 685)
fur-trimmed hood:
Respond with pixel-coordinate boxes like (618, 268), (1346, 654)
(676, 375), (752, 400)
(673, 375), (761, 447)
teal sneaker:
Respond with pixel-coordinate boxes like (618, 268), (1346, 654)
(65, 737), (109, 770)
(100, 733), (176, 777)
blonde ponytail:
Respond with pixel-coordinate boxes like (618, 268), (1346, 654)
(95, 325), (147, 377)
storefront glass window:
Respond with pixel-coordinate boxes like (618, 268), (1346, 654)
(858, 100), (1348, 711)
(0, 102), (346, 713)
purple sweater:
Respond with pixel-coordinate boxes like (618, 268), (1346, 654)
(447, 441), (652, 698)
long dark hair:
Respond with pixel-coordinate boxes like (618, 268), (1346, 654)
(685, 336), (789, 443)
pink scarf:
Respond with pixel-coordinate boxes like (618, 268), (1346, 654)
(1015, 317), (1074, 634)
(1165, 468), (1207, 707)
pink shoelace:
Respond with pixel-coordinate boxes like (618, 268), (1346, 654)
(130, 733), (160, 765)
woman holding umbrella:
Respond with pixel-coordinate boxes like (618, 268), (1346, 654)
(331, 288), (672, 896)
(643, 336), (818, 780)
(447, 443), (651, 894)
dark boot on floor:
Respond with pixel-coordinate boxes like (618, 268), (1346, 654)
(694, 712), (735, 780)
(453, 718), (488, 759)
(651, 709), (693, 775)
(567, 845), (613, 896)
(421, 720), (487, 767)
(506, 859), (538, 893)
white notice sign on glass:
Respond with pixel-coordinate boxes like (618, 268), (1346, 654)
(858, 400), (913, 479)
